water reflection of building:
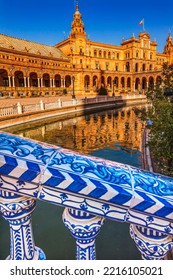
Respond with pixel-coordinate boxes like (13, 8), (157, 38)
(13, 107), (145, 154)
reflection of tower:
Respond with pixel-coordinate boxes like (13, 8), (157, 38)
(41, 126), (45, 138)
(59, 121), (63, 130)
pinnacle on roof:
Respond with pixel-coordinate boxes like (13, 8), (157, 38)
(76, 0), (79, 11)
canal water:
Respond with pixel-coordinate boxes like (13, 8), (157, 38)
(0, 105), (145, 260)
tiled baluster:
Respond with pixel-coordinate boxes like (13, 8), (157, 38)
(0, 192), (46, 260)
(130, 224), (173, 260)
(63, 208), (104, 260)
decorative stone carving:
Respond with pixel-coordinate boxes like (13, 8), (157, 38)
(63, 207), (104, 260)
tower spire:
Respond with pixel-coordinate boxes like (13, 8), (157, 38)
(76, 0), (79, 10)
(70, 1), (86, 39)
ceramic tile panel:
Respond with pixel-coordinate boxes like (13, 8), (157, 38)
(37, 185), (129, 222)
(0, 133), (58, 192)
(125, 208), (173, 236)
(40, 149), (133, 208)
(129, 166), (173, 220)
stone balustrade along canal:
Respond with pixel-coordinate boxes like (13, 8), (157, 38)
(0, 94), (147, 129)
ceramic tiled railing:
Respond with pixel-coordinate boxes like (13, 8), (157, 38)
(0, 132), (173, 260)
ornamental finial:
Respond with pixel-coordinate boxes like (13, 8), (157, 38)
(76, 0), (79, 11)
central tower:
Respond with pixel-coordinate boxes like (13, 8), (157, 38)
(70, 1), (86, 39)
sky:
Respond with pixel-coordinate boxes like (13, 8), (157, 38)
(0, 0), (172, 53)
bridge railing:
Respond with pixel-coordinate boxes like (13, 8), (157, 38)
(0, 132), (173, 260)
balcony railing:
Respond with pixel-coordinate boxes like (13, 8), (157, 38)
(0, 132), (173, 260)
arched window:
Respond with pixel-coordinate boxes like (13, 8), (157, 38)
(127, 77), (131, 88)
(121, 77), (125, 88)
(148, 76), (154, 90)
(30, 72), (38, 87)
(43, 73), (50, 87)
(0, 69), (8, 87)
(15, 71), (24, 87)
(55, 74), (61, 87)
(135, 63), (139, 72)
(135, 78), (140, 90)
(142, 77), (147, 90)
(84, 75), (90, 89)
(107, 76), (112, 88)
(114, 77), (119, 88)
(156, 76), (162, 86)
(101, 76), (105, 86)
(126, 62), (130, 72)
(93, 75), (98, 87)
(65, 75), (71, 87)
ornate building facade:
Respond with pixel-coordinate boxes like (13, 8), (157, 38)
(0, 3), (173, 98)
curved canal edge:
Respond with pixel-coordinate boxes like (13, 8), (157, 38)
(142, 129), (173, 260)
(142, 128), (153, 172)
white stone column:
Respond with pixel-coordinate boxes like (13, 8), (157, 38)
(58, 98), (62, 107)
(52, 78), (55, 87)
(8, 76), (11, 87)
(41, 78), (43, 87)
(146, 81), (149, 91)
(40, 100), (44, 110)
(24, 77), (27, 87)
(50, 78), (52, 87)
(17, 102), (22, 114)
(61, 78), (63, 87)
(12, 76), (15, 87)
(133, 82), (135, 92)
(38, 78), (40, 88)
(27, 77), (30, 87)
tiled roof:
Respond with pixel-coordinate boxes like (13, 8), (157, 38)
(0, 34), (68, 60)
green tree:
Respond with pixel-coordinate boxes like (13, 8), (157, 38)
(98, 86), (108, 95)
(146, 63), (173, 176)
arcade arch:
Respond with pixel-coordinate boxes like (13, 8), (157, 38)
(43, 73), (50, 87)
(0, 69), (8, 87)
(148, 76), (154, 90)
(84, 75), (90, 89)
(30, 72), (38, 87)
(14, 71), (24, 87)
(55, 74), (61, 87)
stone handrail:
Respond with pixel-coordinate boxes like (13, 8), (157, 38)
(0, 131), (172, 260)
(0, 95), (146, 117)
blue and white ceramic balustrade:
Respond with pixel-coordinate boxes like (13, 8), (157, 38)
(0, 132), (173, 260)
(0, 191), (45, 260)
(63, 208), (105, 260)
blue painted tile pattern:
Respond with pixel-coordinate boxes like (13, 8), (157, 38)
(0, 132), (173, 235)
